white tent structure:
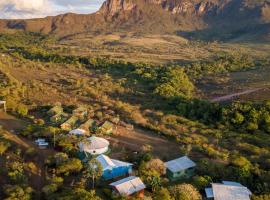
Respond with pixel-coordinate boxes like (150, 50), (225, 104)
(69, 128), (86, 136)
(78, 136), (109, 155)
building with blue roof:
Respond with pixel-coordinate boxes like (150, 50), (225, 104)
(96, 154), (133, 180)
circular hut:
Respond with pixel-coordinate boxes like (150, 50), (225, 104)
(78, 136), (109, 156)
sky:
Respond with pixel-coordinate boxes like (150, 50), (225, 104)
(0, 0), (104, 19)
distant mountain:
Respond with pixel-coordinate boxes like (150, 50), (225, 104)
(0, 0), (270, 41)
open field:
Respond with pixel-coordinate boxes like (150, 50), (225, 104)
(199, 66), (270, 101)
(57, 33), (270, 64)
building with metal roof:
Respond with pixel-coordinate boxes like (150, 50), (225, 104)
(110, 176), (146, 197)
(78, 136), (109, 157)
(96, 154), (132, 180)
(165, 156), (196, 181)
(60, 116), (78, 131)
(98, 121), (114, 135)
(69, 128), (87, 136)
(205, 181), (252, 200)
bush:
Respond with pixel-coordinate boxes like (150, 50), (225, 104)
(4, 185), (33, 200)
(154, 188), (172, 200)
(169, 184), (202, 200)
(0, 141), (10, 155)
(16, 104), (28, 116)
(56, 158), (83, 175)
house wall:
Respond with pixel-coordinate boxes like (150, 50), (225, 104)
(167, 168), (195, 181)
(102, 166), (132, 180)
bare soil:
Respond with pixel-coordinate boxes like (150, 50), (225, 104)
(109, 126), (180, 160)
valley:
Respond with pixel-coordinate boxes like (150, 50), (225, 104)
(0, 0), (270, 199)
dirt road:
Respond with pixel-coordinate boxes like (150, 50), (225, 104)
(211, 88), (263, 102)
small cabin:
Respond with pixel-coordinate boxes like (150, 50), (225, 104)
(50, 113), (68, 123)
(110, 176), (146, 198)
(47, 105), (63, 116)
(72, 106), (88, 119)
(165, 156), (196, 181)
(98, 121), (114, 135)
(0, 101), (6, 112)
(35, 138), (49, 149)
(205, 181), (252, 200)
(60, 116), (78, 131)
(96, 154), (133, 180)
(78, 119), (95, 135)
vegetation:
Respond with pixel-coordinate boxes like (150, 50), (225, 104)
(0, 32), (270, 199)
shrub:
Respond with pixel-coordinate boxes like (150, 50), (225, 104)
(169, 184), (202, 200)
(16, 104), (28, 116)
(0, 141), (10, 155)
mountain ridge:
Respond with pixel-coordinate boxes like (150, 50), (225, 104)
(0, 0), (270, 41)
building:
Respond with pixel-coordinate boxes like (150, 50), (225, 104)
(0, 101), (6, 112)
(50, 113), (68, 123)
(205, 181), (252, 200)
(47, 105), (63, 116)
(165, 156), (196, 181)
(110, 176), (146, 198)
(35, 138), (49, 149)
(78, 136), (110, 158)
(60, 116), (78, 131)
(72, 106), (88, 120)
(69, 128), (87, 136)
(98, 121), (114, 135)
(96, 154), (132, 180)
(78, 119), (95, 135)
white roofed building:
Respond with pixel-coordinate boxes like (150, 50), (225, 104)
(110, 176), (146, 198)
(165, 156), (196, 181)
(78, 136), (109, 158)
(96, 154), (133, 180)
(69, 128), (87, 136)
(205, 181), (252, 200)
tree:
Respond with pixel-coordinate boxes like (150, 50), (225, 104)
(56, 158), (83, 175)
(169, 184), (202, 200)
(16, 104), (28, 116)
(154, 68), (194, 99)
(139, 160), (163, 192)
(145, 159), (166, 176)
(193, 176), (212, 190)
(4, 185), (33, 200)
(0, 141), (10, 155)
(84, 158), (103, 189)
(154, 188), (172, 200)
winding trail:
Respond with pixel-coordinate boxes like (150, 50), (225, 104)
(211, 88), (263, 102)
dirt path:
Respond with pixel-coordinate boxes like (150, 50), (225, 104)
(0, 112), (54, 197)
(211, 88), (263, 102)
(109, 126), (180, 160)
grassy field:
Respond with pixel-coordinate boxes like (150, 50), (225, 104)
(56, 33), (270, 64)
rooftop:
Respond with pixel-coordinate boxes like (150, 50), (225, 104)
(96, 154), (132, 171)
(165, 156), (196, 173)
(205, 181), (252, 200)
(110, 176), (146, 196)
(79, 136), (110, 151)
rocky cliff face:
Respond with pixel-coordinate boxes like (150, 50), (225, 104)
(0, 0), (269, 41)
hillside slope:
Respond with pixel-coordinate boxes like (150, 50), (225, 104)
(0, 0), (269, 41)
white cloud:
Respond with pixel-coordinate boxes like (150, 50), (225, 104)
(0, 0), (104, 19)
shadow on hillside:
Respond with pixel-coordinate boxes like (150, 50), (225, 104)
(177, 23), (270, 43)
